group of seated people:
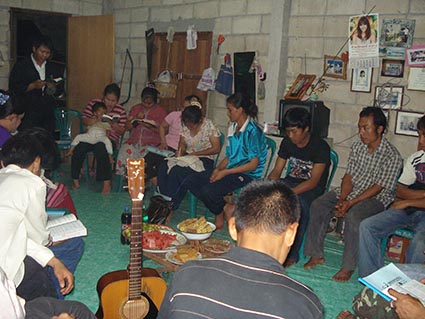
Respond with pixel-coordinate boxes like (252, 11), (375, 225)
(1, 73), (424, 318)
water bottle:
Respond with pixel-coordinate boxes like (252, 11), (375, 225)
(121, 206), (131, 245)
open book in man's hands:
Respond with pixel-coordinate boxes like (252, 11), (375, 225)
(47, 214), (87, 242)
(359, 263), (425, 306)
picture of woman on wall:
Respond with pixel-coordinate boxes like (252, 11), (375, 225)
(351, 16), (377, 44)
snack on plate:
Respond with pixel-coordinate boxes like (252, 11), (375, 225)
(203, 238), (234, 254)
(172, 247), (199, 263)
(178, 217), (213, 234)
(142, 229), (177, 250)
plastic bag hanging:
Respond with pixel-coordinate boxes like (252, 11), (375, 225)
(187, 25), (197, 50)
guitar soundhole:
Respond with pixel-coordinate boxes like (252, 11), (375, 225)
(120, 296), (149, 319)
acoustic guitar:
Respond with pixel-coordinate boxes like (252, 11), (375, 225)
(96, 158), (167, 319)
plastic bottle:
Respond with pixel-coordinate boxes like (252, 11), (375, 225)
(121, 206), (131, 245)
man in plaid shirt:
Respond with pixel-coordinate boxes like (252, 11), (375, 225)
(303, 107), (402, 282)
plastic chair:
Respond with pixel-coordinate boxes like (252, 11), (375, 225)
(188, 135), (276, 218)
(54, 108), (84, 151)
(381, 228), (414, 264)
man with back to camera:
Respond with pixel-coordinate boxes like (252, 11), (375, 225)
(158, 179), (323, 319)
(268, 107), (330, 267)
(303, 106), (403, 282)
(9, 34), (63, 136)
(358, 114), (425, 278)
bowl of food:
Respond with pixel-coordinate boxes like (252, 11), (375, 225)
(177, 217), (216, 240)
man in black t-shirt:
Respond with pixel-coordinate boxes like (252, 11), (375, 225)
(269, 107), (330, 266)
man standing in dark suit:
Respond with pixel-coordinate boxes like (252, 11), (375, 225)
(9, 35), (63, 136)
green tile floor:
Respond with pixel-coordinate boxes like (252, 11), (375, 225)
(56, 166), (363, 319)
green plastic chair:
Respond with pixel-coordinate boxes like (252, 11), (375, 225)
(54, 108), (84, 151)
(188, 135), (277, 218)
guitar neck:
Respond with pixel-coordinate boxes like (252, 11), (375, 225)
(126, 158), (146, 301)
(129, 199), (143, 300)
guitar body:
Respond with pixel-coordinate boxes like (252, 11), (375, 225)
(96, 269), (167, 319)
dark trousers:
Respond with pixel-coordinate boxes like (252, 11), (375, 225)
(26, 297), (96, 319)
(71, 142), (112, 181)
(157, 158), (214, 210)
(190, 172), (253, 215)
(282, 176), (324, 262)
(16, 256), (56, 301)
(19, 96), (56, 137)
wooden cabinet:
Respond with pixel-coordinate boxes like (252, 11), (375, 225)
(151, 32), (213, 113)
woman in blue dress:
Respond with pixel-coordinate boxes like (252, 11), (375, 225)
(187, 92), (268, 229)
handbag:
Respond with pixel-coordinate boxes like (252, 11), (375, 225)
(145, 195), (172, 224)
(215, 53), (233, 96)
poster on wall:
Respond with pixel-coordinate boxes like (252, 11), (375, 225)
(348, 14), (379, 68)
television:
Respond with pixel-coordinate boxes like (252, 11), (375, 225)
(278, 100), (330, 138)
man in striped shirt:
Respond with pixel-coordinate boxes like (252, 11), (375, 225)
(158, 180), (323, 319)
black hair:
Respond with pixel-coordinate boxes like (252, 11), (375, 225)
(1, 134), (44, 168)
(103, 83), (121, 99)
(283, 107), (311, 130)
(359, 106), (387, 133)
(17, 128), (60, 171)
(417, 115), (425, 131)
(0, 90), (24, 120)
(226, 92), (258, 119)
(92, 101), (106, 113)
(141, 87), (158, 101)
(32, 35), (53, 50)
(184, 95), (202, 104)
(181, 105), (202, 125)
(234, 179), (300, 234)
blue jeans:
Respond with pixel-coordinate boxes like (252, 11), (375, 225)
(358, 209), (425, 277)
(49, 237), (84, 299)
(282, 177), (324, 262)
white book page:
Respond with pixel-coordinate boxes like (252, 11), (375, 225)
(49, 220), (87, 242)
(47, 214), (77, 229)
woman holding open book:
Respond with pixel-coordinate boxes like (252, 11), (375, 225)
(157, 103), (221, 212)
(115, 86), (167, 178)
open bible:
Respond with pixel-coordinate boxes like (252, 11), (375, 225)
(47, 214), (87, 242)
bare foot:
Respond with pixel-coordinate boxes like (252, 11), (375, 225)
(336, 310), (354, 319)
(101, 180), (111, 194)
(223, 203), (235, 221)
(283, 258), (297, 268)
(333, 269), (354, 282)
(72, 180), (80, 190)
(214, 212), (225, 230)
(303, 257), (325, 270)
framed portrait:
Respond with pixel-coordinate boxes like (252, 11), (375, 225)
(323, 55), (347, 80)
(380, 18), (415, 48)
(395, 110), (423, 136)
(351, 68), (373, 92)
(374, 86), (404, 109)
(406, 45), (425, 67)
(381, 59), (404, 77)
(284, 74), (316, 100)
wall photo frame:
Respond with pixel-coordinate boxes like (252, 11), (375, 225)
(395, 110), (423, 136)
(351, 68), (373, 92)
(380, 18), (415, 48)
(374, 86), (404, 109)
(381, 59), (405, 77)
(284, 74), (316, 100)
(406, 46), (425, 67)
(323, 55), (347, 80)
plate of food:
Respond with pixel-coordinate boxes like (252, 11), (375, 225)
(165, 247), (202, 265)
(142, 229), (186, 253)
(143, 223), (175, 232)
(177, 217), (216, 240)
(202, 238), (234, 254)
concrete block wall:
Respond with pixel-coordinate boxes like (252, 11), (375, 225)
(0, 0), (103, 90)
(111, 0), (273, 133)
(288, 0), (425, 187)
